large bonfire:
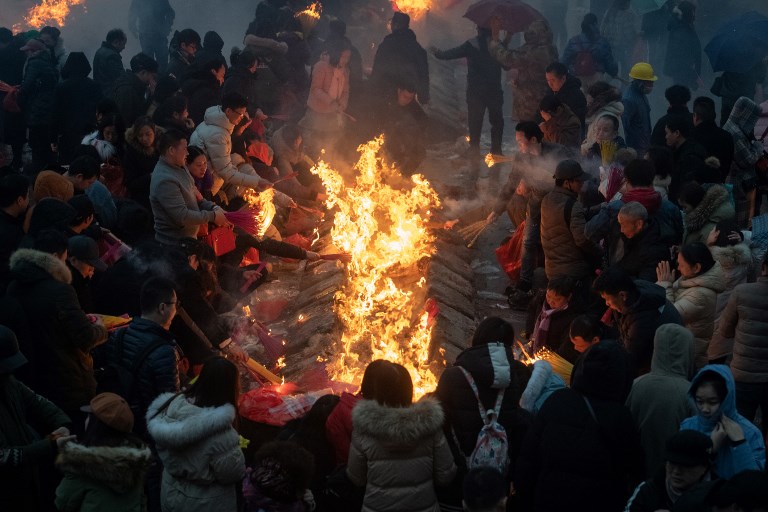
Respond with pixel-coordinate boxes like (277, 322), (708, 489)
(311, 138), (442, 398)
(392, 0), (432, 19)
(18, 0), (85, 29)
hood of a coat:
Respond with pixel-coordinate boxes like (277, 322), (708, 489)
(623, 187), (662, 215)
(724, 97), (762, 136)
(586, 88), (622, 119)
(352, 397), (444, 449)
(677, 261), (726, 294)
(455, 342), (513, 389)
(524, 19), (554, 45)
(687, 364), (738, 429)
(202, 105), (235, 133)
(627, 280), (667, 314)
(571, 339), (634, 402)
(710, 243), (752, 270)
(9, 248), (72, 284)
(685, 185), (732, 233)
(203, 31), (225, 52)
(146, 392), (236, 449)
(650, 323), (694, 379)
(56, 443), (152, 493)
(519, 360), (566, 412)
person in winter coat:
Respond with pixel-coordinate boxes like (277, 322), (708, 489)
(6, 231), (108, 427)
(539, 95), (582, 149)
(601, 0), (639, 77)
(149, 129), (229, 245)
(55, 393), (152, 512)
(181, 56), (225, 126)
(692, 96), (734, 182)
(81, 112), (124, 163)
(19, 38), (59, 175)
(128, 0), (175, 69)
(679, 183), (735, 245)
(622, 63), (656, 156)
(681, 364), (765, 479)
(370, 12), (429, 105)
(584, 82), (625, 147)
(271, 124), (325, 202)
(0, 174), (29, 293)
(380, 80), (429, 176)
(656, 242), (725, 368)
(54, 52), (104, 164)
(715, 61), (767, 128)
(593, 267), (683, 374)
(39, 26), (68, 73)
(195, 31), (226, 74)
(625, 430), (714, 512)
(545, 62), (588, 131)
(665, 113), (708, 201)
(611, 201), (671, 282)
(123, 116), (160, 201)
(222, 48), (260, 116)
(723, 96), (764, 225)
(348, 360), (456, 512)
(717, 253), (768, 436)
(627, 324), (695, 477)
(663, 1), (701, 90)
(526, 276), (583, 359)
(707, 220), (752, 364)
(436, 318), (532, 475)
(93, 29), (128, 94)
(189, 93), (272, 202)
(166, 29), (201, 81)
(489, 19), (558, 122)
(147, 356), (245, 512)
(0, 325), (74, 512)
(243, 441), (316, 512)
(515, 340), (644, 512)
(153, 93), (195, 137)
(431, 25), (505, 155)
(650, 84), (691, 149)
(561, 14), (618, 89)
(540, 160), (601, 282)
(111, 53), (158, 128)
(518, 360), (567, 415)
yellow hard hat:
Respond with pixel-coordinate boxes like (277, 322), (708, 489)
(628, 62), (658, 81)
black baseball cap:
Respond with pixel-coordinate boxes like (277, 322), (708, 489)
(68, 235), (107, 272)
(666, 430), (712, 467)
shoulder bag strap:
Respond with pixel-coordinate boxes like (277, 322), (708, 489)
(583, 394), (598, 423)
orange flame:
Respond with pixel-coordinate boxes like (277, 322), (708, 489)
(295, 1), (322, 19)
(22, 0), (85, 29)
(311, 137), (442, 398)
(392, 0), (431, 18)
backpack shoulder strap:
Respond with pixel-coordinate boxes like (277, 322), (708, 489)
(458, 367), (504, 425)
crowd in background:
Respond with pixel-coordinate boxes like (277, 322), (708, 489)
(1, 0), (768, 511)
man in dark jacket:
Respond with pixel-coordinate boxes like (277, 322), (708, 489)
(19, 38), (59, 175)
(593, 267), (683, 374)
(622, 63), (657, 156)
(195, 31), (226, 72)
(432, 26), (505, 155)
(0, 174), (28, 293)
(515, 339), (643, 512)
(545, 61), (587, 131)
(381, 80), (428, 176)
(612, 201), (670, 281)
(650, 84), (691, 147)
(129, 0), (175, 70)
(692, 96), (734, 181)
(222, 48), (260, 115)
(0, 29), (27, 165)
(371, 12), (430, 106)
(166, 28), (200, 80)
(111, 52), (158, 127)
(93, 29), (127, 93)
(435, 317), (532, 480)
(104, 276), (181, 431)
(6, 230), (108, 430)
(666, 113), (709, 200)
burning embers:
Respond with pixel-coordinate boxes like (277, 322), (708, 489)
(19, 0), (85, 29)
(311, 138), (442, 397)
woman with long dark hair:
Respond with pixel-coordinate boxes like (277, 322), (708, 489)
(147, 357), (245, 512)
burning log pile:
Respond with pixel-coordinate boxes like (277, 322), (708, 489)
(236, 138), (478, 398)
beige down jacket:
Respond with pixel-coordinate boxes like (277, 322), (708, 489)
(718, 276), (768, 383)
(347, 397), (456, 512)
(658, 262), (726, 369)
(708, 243), (753, 361)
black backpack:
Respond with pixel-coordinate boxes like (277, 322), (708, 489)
(96, 327), (167, 411)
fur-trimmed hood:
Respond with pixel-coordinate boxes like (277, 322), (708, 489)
(520, 360), (566, 413)
(710, 242), (752, 270)
(146, 392), (236, 449)
(685, 185), (734, 233)
(56, 443), (152, 493)
(9, 248), (72, 284)
(352, 397), (444, 449)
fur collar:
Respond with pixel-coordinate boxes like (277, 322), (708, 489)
(10, 248), (72, 284)
(56, 443), (151, 493)
(685, 185), (730, 232)
(146, 392), (236, 449)
(710, 243), (752, 269)
(352, 397), (444, 447)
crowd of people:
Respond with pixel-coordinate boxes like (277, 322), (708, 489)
(1, 0), (768, 511)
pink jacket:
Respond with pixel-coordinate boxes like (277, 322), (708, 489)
(307, 60), (349, 114)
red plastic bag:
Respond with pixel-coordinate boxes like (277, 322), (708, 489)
(205, 226), (236, 256)
(495, 220), (525, 281)
(238, 387), (314, 426)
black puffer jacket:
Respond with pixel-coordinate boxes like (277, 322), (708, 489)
(181, 70), (221, 125)
(611, 218), (671, 282)
(435, 343), (532, 470)
(516, 340), (643, 512)
(93, 41), (125, 92)
(371, 28), (430, 103)
(104, 318), (180, 430)
(20, 51), (59, 127)
(6, 249), (107, 412)
(552, 74), (587, 128)
(610, 280), (683, 374)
